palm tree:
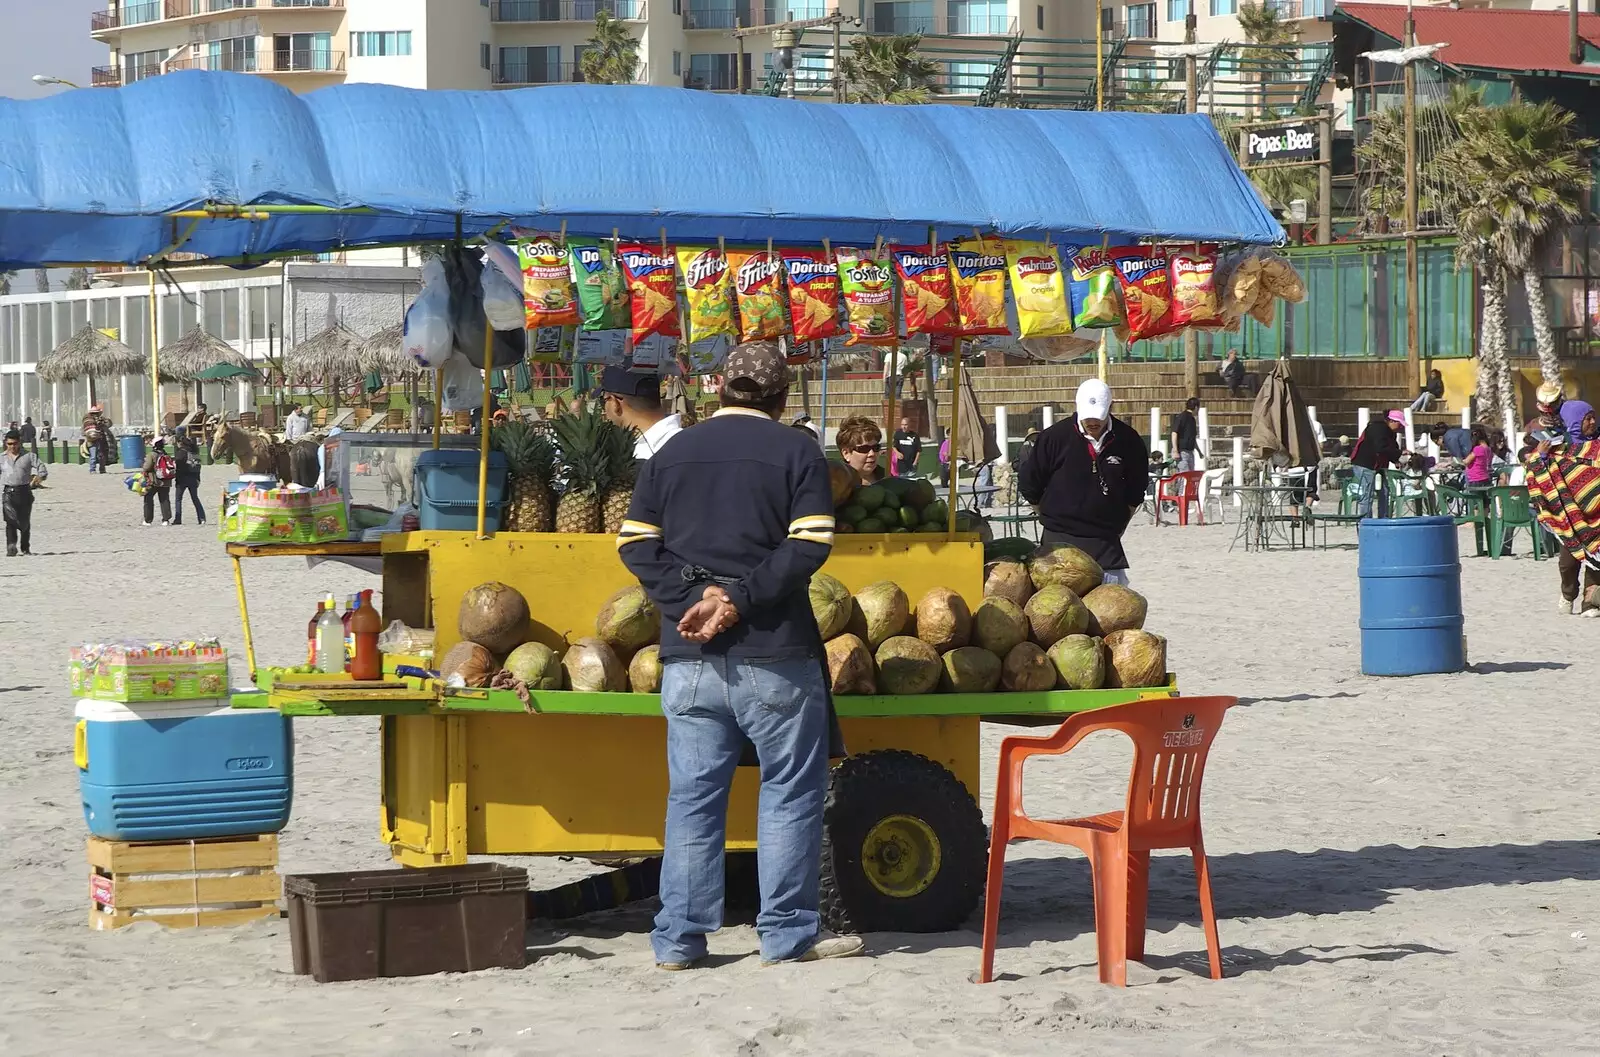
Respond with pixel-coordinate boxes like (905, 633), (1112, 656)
(33, 268), (49, 293)
(1235, 3), (1298, 116)
(1356, 83), (1482, 230)
(578, 11), (639, 85)
(64, 267), (92, 291)
(0, 272), (12, 296)
(838, 34), (942, 104)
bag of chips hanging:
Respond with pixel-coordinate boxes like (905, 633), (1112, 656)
(947, 237), (1010, 336)
(781, 249), (842, 343)
(518, 235), (580, 329)
(617, 243), (682, 343)
(1168, 247), (1222, 329)
(1002, 240), (1074, 338)
(726, 249), (789, 342)
(567, 238), (631, 331)
(1110, 245), (1177, 342)
(834, 247), (898, 346)
(1064, 245), (1123, 330)
(674, 246), (737, 344)
(892, 245), (959, 336)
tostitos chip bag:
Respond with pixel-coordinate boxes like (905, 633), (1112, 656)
(674, 246), (737, 344)
(947, 237), (1010, 336)
(834, 248), (898, 346)
(1110, 245), (1177, 342)
(518, 235), (580, 329)
(892, 245), (959, 336)
(726, 249), (789, 341)
(1002, 240), (1073, 338)
(567, 238), (631, 331)
(617, 243), (682, 342)
(1064, 244), (1123, 330)
(1168, 247), (1222, 328)
(781, 249), (842, 343)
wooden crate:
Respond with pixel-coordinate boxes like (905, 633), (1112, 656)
(87, 834), (282, 931)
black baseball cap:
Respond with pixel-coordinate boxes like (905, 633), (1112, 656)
(599, 366), (661, 400)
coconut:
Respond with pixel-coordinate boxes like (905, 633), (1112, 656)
(595, 585), (659, 656)
(1103, 629), (1167, 689)
(828, 461), (858, 506)
(1083, 584), (1148, 636)
(439, 641), (497, 688)
(983, 559), (1034, 609)
(1023, 583), (1091, 648)
(874, 635), (942, 695)
(627, 644), (662, 693)
(1047, 635), (1106, 690)
(502, 641), (563, 689)
(1002, 642), (1058, 692)
(856, 580), (910, 649)
(939, 646), (1002, 693)
(457, 582), (531, 655)
(1029, 547), (1104, 597)
(915, 587), (971, 653)
(973, 597), (1028, 657)
(562, 637), (626, 692)
(825, 634), (877, 695)
(809, 573), (854, 640)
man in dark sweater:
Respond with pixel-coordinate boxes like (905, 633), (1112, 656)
(1018, 379), (1150, 585)
(1170, 396), (1200, 473)
(1350, 410), (1404, 518)
(618, 341), (863, 971)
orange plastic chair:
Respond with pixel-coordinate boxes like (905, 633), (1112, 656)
(1158, 470), (1207, 526)
(979, 695), (1235, 987)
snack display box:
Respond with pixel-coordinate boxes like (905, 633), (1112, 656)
(322, 431), (478, 526)
(70, 644), (229, 703)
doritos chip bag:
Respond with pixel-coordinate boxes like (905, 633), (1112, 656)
(1110, 246), (1177, 342)
(617, 244), (682, 343)
(727, 249), (788, 341)
(675, 246), (737, 344)
(947, 237), (1010, 336)
(835, 248), (898, 346)
(892, 245), (959, 337)
(1002, 240), (1073, 339)
(781, 249), (842, 343)
(1168, 247), (1221, 329)
(518, 236), (580, 329)
(567, 238), (631, 332)
(1065, 245), (1123, 330)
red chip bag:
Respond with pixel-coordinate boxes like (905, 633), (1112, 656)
(781, 249), (842, 343)
(617, 243), (682, 342)
(1109, 246), (1177, 342)
(1168, 247), (1222, 329)
(892, 245), (960, 336)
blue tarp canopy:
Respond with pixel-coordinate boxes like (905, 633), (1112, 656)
(0, 72), (1282, 268)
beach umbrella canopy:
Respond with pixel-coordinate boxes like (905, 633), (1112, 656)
(35, 324), (144, 383)
(358, 323), (424, 380)
(1250, 359), (1319, 467)
(956, 368), (1001, 467)
(288, 321), (364, 379)
(192, 361), (259, 382)
(158, 325), (251, 381)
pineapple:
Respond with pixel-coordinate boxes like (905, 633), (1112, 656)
(551, 404), (612, 534)
(492, 419), (556, 532)
(601, 421), (641, 535)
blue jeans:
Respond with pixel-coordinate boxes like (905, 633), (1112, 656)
(653, 654), (830, 964)
(87, 443), (102, 473)
(1353, 466), (1388, 519)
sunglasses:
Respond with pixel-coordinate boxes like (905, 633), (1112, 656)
(850, 444), (883, 454)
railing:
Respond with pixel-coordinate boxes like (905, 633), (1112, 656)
(683, 69), (740, 91)
(495, 61), (582, 85)
(91, 65), (123, 87)
(861, 12), (1017, 35)
(165, 0), (345, 11)
(168, 51), (260, 72)
(125, 62), (166, 83)
(90, 9), (120, 31)
(491, 0), (643, 21)
(1267, 0), (1331, 17)
(684, 5), (750, 29)
(92, 1), (163, 30)
(272, 49), (346, 72)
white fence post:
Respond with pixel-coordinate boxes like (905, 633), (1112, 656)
(1149, 407), (1162, 458)
(1358, 406), (1371, 437)
(1402, 407), (1416, 450)
(1042, 405), (1054, 429)
(995, 406), (1009, 464)
(1232, 435), (1244, 507)
(1196, 406), (1210, 469)
(1503, 407), (1516, 443)
(1460, 406), (1470, 429)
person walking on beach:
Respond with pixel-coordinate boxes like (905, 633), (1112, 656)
(141, 436), (176, 526)
(170, 426), (205, 526)
(1170, 397), (1200, 473)
(18, 417), (36, 455)
(82, 406), (111, 474)
(1350, 410), (1404, 519)
(1, 429), (46, 556)
(618, 341), (862, 971)
(284, 404), (310, 444)
(891, 415), (921, 477)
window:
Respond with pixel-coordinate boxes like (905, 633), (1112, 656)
(1167, 0), (1185, 21)
(573, 44), (589, 77)
(1036, 4), (1043, 29)
(795, 50), (829, 88)
(1101, 7), (1113, 31)
(1125, 60), (1159, 83)
(350, 31), (413, 57)
(206, 37), (257, 73)
(124, 2), (161, 25)
(1209, 0), (1236, 14)
(948, 0), (1007, 35)
(872, 1), (933, 34)
(275, 32), (334, 71)
(498, 46), (563, 84)
(123, 48), (167, 82)
(687, 53), (740, 90)
(672, 50), (682, 75)
(946, 60), (996, 94)
(1125, 3), (1155, 38)
(482, 43), (491, 69)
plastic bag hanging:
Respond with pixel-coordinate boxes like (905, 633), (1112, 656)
(403, 258), (453, 369)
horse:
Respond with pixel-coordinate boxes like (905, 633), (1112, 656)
(211, 421), (281, 478)
(372, 447), (418, 507)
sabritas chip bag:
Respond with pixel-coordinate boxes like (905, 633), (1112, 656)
(617, 244), (682, 342)
(892, 245), (959, 336)
(674, 246), (736, 344)
(1110, 246), (1177, 342)
(727, 249), (788, 341)
(834, 248), (897, 346)
(947, 237), (1010, 336)
(1168, 247), (1221, 328)
(518, 236), (580, 329)
(1065, 245), (1123, 329)
(781, 249), (842, 343)
(1002, 240), (1073, 338)
(567, 238), (630, 331)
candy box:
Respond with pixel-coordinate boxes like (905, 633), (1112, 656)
(71, 643), (230, 703)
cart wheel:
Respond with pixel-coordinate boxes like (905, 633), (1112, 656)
(820, 749), (986, 934)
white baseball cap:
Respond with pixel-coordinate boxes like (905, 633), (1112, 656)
(1075, 378), (1112, 423)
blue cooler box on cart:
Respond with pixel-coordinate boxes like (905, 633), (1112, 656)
(414, 449), (508, 532)
(75, 699), (293, 841)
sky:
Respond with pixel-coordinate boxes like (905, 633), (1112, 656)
(0, 0), (106, 100)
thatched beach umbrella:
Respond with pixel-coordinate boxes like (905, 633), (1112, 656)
(158, 326), (252, 382)
(35, 325), (147, 403)
(358, 323), (423, 380)
(287, 322), (365, 381)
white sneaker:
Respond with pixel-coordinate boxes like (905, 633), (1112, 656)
(761, 933), (865, 966)
(1560, 597), (1578, 615)
(161, 520), (171, 526)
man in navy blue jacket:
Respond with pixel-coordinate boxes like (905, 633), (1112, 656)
(618, 341), (864, 970)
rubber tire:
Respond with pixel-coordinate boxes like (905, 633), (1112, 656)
(820, 749), (987, 934)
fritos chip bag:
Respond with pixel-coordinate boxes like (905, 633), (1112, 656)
(781, 249), (842, 343)
(1168, 247), (1221, 328)
(617, 243), (682, 343)
(674, 246), (737, 344)
(566, 238), (631, 331)
(1064, 244), (1123, 330)
(947, 237), (1010, 336)
(892, 245), (959, 336)
(834, 247), (897, 346)
(518, 235), (580, 329)
(1110, 246), (1177, 342)
(1002, 240), (1073, 338)
(726, 249), (788, 341)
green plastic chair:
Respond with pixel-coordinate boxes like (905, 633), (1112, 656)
(1435, 483), (1489, 557)
(1488, 485), (1548, 560)
(1385, 474), (1432, 517)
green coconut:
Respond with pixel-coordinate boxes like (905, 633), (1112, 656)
(439, 640), (497, 688)
(825, 633), (878, 695)
(627, 644), (662, 693)
(1103, 629), (1167, 689)
(874, 635), (942, 695)
(856, 484), (888, 512)
(595, 585), (659, 656)
(502, 641), (563, 690)
(904, 479), (937, 512)
(939, 646), (1002, 693)
(809, 572), (855, 640)
(839, 504), (868, 527)
(1029, 547), (1104, 597)
(983, 559), (1034, 609)
(562, 637), (626, 692)
(921, 499), (949, 525)
(856, 580), (910, 649)
(1046, 634), (1106, 691)
(457, 582), (531, 655)
(915, 587), (971, 653)
(1083, 583), (1149, 636)
(1002, 642), (1057, 692)
(1024, 583), (1091, 648)
(856, 517), (888, 534)
(973, 597), (1028, 657)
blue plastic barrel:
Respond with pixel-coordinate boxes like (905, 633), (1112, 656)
(1358, 516), (1465, 676)
(119, 433), (145, 469)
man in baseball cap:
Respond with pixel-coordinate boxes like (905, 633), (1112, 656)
(598, 365), (682, 461)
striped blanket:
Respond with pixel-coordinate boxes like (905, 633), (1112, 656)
(1524, 438), (1600, 564)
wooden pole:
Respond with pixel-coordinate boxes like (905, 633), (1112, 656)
(1404, 6), (1421, 390)
(833, 17), (843, 103)
(147, 269), (159, 431)
(431, 368), (442, 449)
(736, 21), (746, 93)
(1183, 9), (1200, 401)
(476, 318), (494, 539)
(946, 338), (962, 538)
(1317, 107), (1333, 246)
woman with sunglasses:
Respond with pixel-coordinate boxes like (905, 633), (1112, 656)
(836, 416), (887, 488)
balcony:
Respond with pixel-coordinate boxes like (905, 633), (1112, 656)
(491, 0), (643, 22)
(91, 65), (123, 87)
(166, 0), (345, 15)
(861, 12), (1017, 35)
(167, 51), (257, 72)
(494, 61), (583, 85)
(683, 70), (741, 91)
(1266, 0), (1330, 17)
(273, 49), (346, 73)
(90, 2), (163, 33)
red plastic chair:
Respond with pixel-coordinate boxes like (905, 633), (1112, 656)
(979, 695), (1236, 986)
(1158, 470), (1207, 525)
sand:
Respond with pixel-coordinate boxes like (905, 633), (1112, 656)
(3, 468), (1599, 1057)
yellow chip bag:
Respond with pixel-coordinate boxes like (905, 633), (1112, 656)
(1002, 240), (1073, 338)
(675, 246), (737, 344)
(947, 237), (1010, 336)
